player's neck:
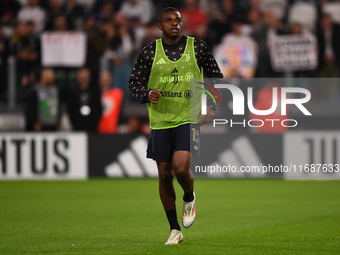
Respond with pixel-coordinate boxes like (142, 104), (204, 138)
(162, 34), (182, 45)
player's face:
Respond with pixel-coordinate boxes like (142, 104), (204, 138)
(158, 11), (182, 40)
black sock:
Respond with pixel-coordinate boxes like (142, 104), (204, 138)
(183, 189), (194, 202)
(165, 207), (181, 231)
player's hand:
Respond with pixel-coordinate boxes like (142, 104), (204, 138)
(198, 105), (214, 125)
(148, 89), (161, 104)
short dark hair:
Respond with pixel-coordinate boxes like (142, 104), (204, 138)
(158, 7), (180, 23)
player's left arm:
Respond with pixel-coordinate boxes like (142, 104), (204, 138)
(195, 39), (223, 125)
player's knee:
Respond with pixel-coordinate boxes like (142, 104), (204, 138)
(174, 166), (189, 179)
(158, 168), (174, 181)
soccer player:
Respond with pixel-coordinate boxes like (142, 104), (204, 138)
(129, 7), (223, 245)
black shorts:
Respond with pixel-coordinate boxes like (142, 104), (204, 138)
(147, 123), (200, 162)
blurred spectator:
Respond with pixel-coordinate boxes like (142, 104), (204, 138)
(242, 8), (262, 36)
(45, 0), (74, 31)
(0, 0), (21, 36)
(53, 15), (68, 31)
(0, 32), (7, 101)
(179, 0), (207, 35)
(287, 22), (317, 79)
(317, 13), (340, 100)
(288, 0), (317, 32)
(83, 15), (95, 31)
(76, 0), (96, 10)
(99, 1), (115, 20)
(86, 19), (116, 82)
(17, 0), (46, 34)
(322, 0), (340, 25)
(117, 0), (153, 53)
(207, 0), (237, 45)
(67, 68), (103, 131)
(252, 9), (284, 77)
(0, 0), (21, 24)
(317, 14), (340, 77)
(104, 24), (134, 102)
(199, 0), (221, 23)
(119, 0), (153, 27)
(24, 68), (61, 131)
(97, 71), (124, 134)
(8, 21), (39, 77)
(21, 71), (36, 130)
(192, 23), (214, 49)
(250, 0), (261, 10)
(215, 17), (258, 78)
(65, 0), (86, 30)
(140, 20), (161, 46)
(91, 0), (117, 21)
(219, 0), (238, 30)
(261, 0), (287, 20)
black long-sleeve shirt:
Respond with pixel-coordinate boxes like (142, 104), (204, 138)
(67, 85), (103, 131)
(128, 35), (223, 109)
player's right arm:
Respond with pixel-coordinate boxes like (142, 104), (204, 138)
(129, 43), (158, 104)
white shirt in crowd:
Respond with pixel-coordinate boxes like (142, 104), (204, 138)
(17, 5), (46, 34)
(120, 0), (153, 26)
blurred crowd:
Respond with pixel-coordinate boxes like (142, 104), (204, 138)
(1, 0), (340, 132)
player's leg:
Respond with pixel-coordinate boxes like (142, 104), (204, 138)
(172, 151), (196, 228)
(157, 161), (176, 211)
(147, 129), (177, 213)
(157, 161), (183, 244)
(172, 151), (194, 193)
(172, 124), (199, 228)
(147, 128), (183, 244)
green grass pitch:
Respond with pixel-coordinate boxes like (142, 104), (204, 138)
(0, 179), (339, 255)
